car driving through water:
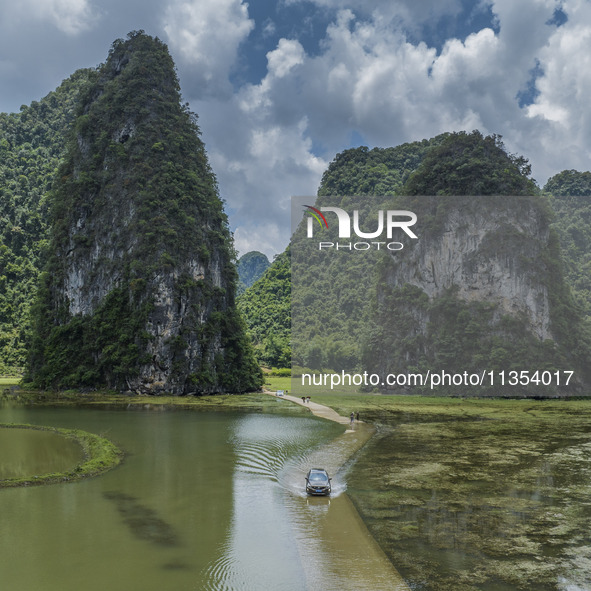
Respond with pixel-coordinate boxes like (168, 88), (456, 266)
(305, 468), (332, 496)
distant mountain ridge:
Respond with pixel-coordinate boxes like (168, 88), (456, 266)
(237, 251), (270, 295)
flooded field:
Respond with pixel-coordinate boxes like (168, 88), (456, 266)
(0, 427), (83, 479)
(3, 394), (591, 590)
(0, 400), (404, 590)
(343, 402), (591, 590)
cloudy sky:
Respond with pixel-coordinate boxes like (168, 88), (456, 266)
(1, 0), (589, 257)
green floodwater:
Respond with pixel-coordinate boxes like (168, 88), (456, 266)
(0, 401), (408, 590)
(0, 427), (83, 479)
(347, 409), (591, 591)
(3, 399), (591, 591)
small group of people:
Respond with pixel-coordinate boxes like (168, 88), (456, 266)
(350, 411), (360, 425)
(301, 396), (311, 403)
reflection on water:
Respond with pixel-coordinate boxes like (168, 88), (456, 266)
(202, 414), (323, 590)
(103, 491), (180, 547)
(204, 415), (408, 590)
(0, 403), (406, 590)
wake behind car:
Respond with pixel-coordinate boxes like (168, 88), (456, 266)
(305, 468), (332, 496)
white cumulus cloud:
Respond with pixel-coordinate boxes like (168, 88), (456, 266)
(267, 38), (305, 79)
(163, 0), (254, 97)
(1, 0), (96, 34)
(4, 0), (591, 257)
(519, 0), (591, 177)
(192, 0), (591, 257)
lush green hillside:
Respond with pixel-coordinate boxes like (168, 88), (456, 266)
(544, 170), (591, 317)
(238, 250), (290, 367)
(244, 131), (543, 373)
(248, 131), (591, 393)
(317, 135), (447, 198)
(404, 131), (539, 196)
(240, 135), (447, 368)
(292, 133), (552, 374)
(0, 70), (91, 373)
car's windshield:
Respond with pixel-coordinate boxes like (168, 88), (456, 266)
(309, 472), (328, 483)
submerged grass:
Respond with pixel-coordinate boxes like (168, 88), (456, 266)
(102, 491), (180, 547)
(305, 394), (591, 590)
(0, 423), (123, 488)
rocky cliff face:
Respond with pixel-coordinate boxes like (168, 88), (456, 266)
(388, 197), (551, 339)
(365, 195), (590, 394)
(27, 32), (262, 394)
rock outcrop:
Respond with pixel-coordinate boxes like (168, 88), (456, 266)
(290, 133), (591, 395)
(365, 195), (591, 394)
(387, 197), (552, 340)
(26, 32), (262, 394)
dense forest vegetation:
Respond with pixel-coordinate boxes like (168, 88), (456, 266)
(403, 131), (538, 196)
(362, 134), (591, 393)
(242, 132), (591, 392)
(0, 70), (91, 374)
(239, 136), (447, 368)
(2, 49), (591, 393)
(23, 32), (261, 393)
(238, 250), (290, 367)
(544, 170), (591, 317)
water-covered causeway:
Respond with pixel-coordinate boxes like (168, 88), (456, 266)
(0, 402), (406, 590)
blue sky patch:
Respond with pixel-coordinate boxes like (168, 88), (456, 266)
(517, 60), (543, 108)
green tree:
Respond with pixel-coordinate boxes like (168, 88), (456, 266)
(0, 69), (92, 373)
(238, 250), (291, 367)
(544, 170), (591, 318)
(403, 131), (538, 196)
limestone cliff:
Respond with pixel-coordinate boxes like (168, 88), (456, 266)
(289, 133), (591, 395)
(26, 32), (262, 394)
(365, 195), (591, 394)
(388, 197), (551, 339)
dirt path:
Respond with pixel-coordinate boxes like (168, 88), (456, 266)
(274, 393), (353, 426)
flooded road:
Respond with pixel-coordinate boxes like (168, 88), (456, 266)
(0, 402), (406, 589)
(203, 409), (408, 590)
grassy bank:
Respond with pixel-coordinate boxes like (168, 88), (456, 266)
(307, 391), (591, 422)
(0, 423), (123, 488)
(0, 378), (307, 416)
(5, 375), (591, 420)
